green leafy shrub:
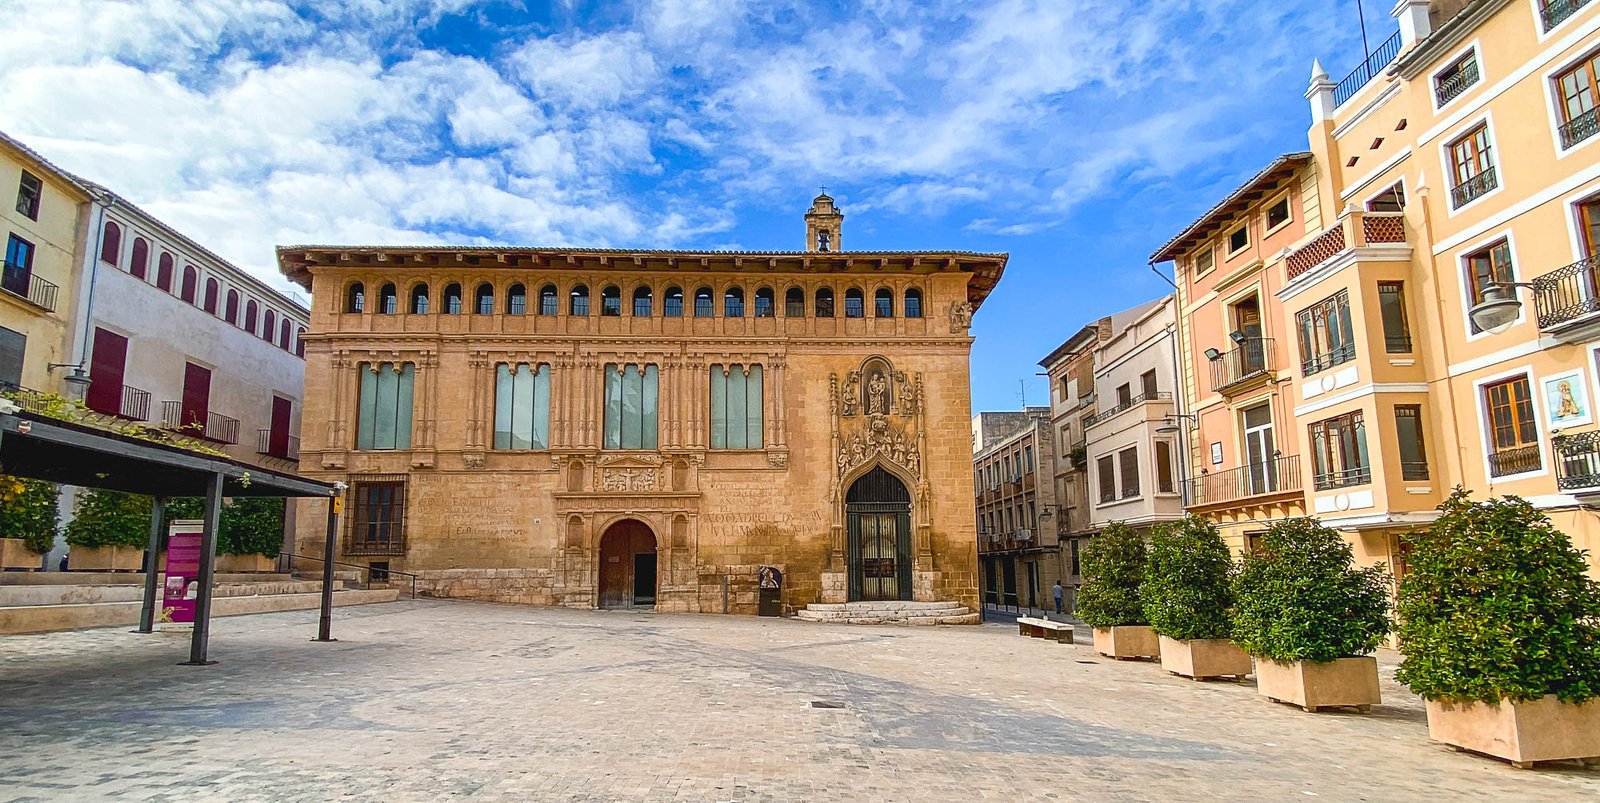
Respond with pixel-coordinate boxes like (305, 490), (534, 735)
(0, 476), (60, 554)
(1076, 522), (1148, 628)
(64, 489), (151, 549)
(1142, 515), (1234, 641)
(1232, 517), (1390, 662)
(1395, 490), (1600, 704)
(165, 497), (286, 557)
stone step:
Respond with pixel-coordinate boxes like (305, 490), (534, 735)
(0, 572), (295, 586)
(795, 611), (979, 626)
(0, 589), (400, 635)
(796, 601), (975, 626)
(803, 601), (968, 613)
(0, 580), (346, 607)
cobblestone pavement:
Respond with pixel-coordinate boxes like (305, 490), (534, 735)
(1, 601), (1597, 802)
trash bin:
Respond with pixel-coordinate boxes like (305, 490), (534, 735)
(758, 566), (782, 617)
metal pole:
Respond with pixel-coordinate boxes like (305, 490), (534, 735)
(316, 495), (338, 642)
(136, 497), (165, 633)
(1357, 0), (1371, 66)
(183, 472), (223, 665)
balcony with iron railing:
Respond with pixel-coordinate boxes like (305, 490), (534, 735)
(1208, 338), (1274, 395)
(1559, 106), (1600, 150)
(1540, 0), (1592, 32)
(1302, 342), (1356, 377)
(1450, 166), (1498, 209)
(1333, 31), (1402, 107)
(1434, 59), (1479, 107)
(1313, 465), (1372, 492)
(1554, 431), (1600, 491)
(1532, 255), (1600, 339)
(160, 401), (240, 445)
(90, 384), (151, 421)
(1285, 211), (1407, 282)
(1, 262), (59, 312)
(1488, 444), (1543, 478)
(257, 429), (301, 461)
(1187, 455), (1302, 508)
(1084, 391), (1171, 428)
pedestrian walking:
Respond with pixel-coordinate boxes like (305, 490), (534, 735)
(1052, 580), (1063, 615)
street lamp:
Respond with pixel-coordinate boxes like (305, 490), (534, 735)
(1156, 413), (1198, 434)
(1467, 282), (1534, 335)
(47, 362), (92, 403)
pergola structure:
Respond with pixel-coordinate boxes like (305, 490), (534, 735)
(0, 408), (340, 664)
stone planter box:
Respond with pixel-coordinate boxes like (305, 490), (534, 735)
(1158, 635), (1252, 680)
(68, 545), (144, 572)
(0, 538), (43, 571)
(1426, 695), (1600, 768)
(1091, 625), (1160, 660)
(1256, 656), (1380, 713)
(217, 553), (276, 573)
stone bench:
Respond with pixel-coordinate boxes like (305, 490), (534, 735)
(1017, 616), (1073, 643)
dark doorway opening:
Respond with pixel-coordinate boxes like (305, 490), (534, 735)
(845, 466), (913, 602)
(599, 519), (657, 609)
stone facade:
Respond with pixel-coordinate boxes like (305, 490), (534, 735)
(279, 197), (1006, 615)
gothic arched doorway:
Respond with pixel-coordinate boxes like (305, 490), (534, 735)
(598, 519), (658, 609)
(845, 467), (912, 602)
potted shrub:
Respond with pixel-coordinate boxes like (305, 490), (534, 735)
(1233, 518), (1390, 712)
(64, 489), (151, 571)
(0, 476), (58, 570)
(1143, 515), (1251, 681)
(1076, 522), (1159, 660)
(167, 496), (286, 572)
(1396, 490), (1600, 768)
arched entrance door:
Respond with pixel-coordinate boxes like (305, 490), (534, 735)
(599, 520), (658, 609)
(845, 467), (912, 602)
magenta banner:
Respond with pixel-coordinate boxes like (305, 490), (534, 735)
(163, 522), (204, 625)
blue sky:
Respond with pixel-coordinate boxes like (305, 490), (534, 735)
(0, 0), (1387, 411)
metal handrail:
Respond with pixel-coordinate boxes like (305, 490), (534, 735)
(1084, 391), (1171, 427)
(1188, 455), (1302, 506)
(1450, 166), (1498, 208)
(160, 401), (240, 444)
(1488, 443), (1543, 478)
(256, 429), (301, 460)
(277, 551), (417, 599)
(1554, 431), (1600, 490)
(1532, 255), (1600, 328)
(1560, 106), (1600, 150)
(1334, 31), (1402, 107)
(1209, 338), (1274, 392)
(1434, 58), (1479, 107)
(1313, 465), (1372, 491)
(1540, 0), (1592, 31)
(1, 262), (59, 311)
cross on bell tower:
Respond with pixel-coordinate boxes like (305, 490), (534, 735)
(805, 189), (843, 253)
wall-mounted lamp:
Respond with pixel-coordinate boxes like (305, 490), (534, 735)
(1467, 282), (1534, 335)
(1228, 330), (1248, 344)
(1155, 413), (1198, 434)
(46, 363), (92, 403)
(1203, 348), (1222, 361)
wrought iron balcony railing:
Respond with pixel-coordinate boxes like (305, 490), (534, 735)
(1084, 391), (1171, 427)
(160, 401), (240, 444)
(1209, 338), (1273, 393)
(1333, 31), (1401, 107)
(1450, 167), (1498, 208)
(1488, 444), (1543, 478)
(1302, 342), (1356, 377)
(1313, 465), (1372, 492)
(256, 429), (301, 460)
(1532, 255), (1600, 329)
(1540, 0), (1592, 31)
(1, 262), (59, 312)
(116, 385), (150, 421)
(1401, 461), (1430, 482)
(1554, 431), (1600, 490)
(1188, 455), (1302, 506)
(1434, 59), (1479, 107)
(1559, 106), (1600, 150)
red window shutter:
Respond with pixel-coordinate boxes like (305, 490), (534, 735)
(270, 396), (292, 456)
(181, 363), (211, 430)
(87, 328), (128, 416)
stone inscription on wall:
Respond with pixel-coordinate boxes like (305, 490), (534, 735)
(703, 483), (828, 539)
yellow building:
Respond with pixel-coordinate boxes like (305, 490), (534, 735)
(0, 131), (90, 394)
(1158, 0), (1600, 581)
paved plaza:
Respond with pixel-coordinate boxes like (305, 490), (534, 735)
(1, 601), (1597, 801)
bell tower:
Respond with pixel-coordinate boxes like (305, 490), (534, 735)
(805, 190), (843, 252)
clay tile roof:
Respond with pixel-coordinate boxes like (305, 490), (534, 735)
(1148, 152), (1312, 264)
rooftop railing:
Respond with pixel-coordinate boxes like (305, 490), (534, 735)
(1333, 31), (1402, 107)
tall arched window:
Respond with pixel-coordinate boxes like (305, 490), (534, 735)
(225, 289), (240, 323)
(754, 287), (775, 318)
(157, 253), (174, 292)
(279, 319), (292, 350)
(816, 287), (835, 317)
(244, 299), (259, 333)
(411, 284), (430, 314)
(507, 283), (527, 315)
(600, 285), (622, 316)
(845, 288), (865, 318)
(904, 288), (923, 318)
(632, 286), (653, 317)
(262, 309), (277, 341)
(569, 284), (590, 316)
(475, 282), (494, 315)
(181, 266), (198, 303)
(664, 286), (684, 317)
(346, 282), (365, 313)
(130, 237), (149, 279)
(203, 278), (220, 313)
(99, 221), (122, 265)
(785, 287), (805, 317)
(443, 283), (463, 314)
(295, 327), (306, 358)
(694, 287), (714, 317)
(874, 287), (893, 318)
(539, 284), (558, 315)
(724, 286), (745, 317)
(379, 283), (398, 314)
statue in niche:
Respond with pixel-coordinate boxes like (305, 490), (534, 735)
(948, 301), (974, 332)
(841, 371), (860, 417)
(867, 371), (889, 416)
